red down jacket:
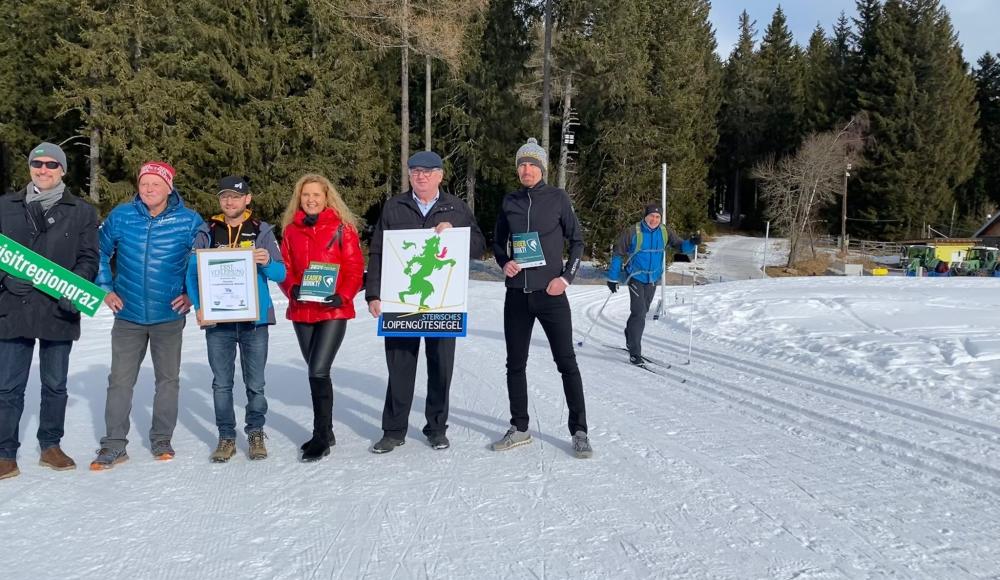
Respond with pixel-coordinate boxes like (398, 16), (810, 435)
(279, 208), (364, 323)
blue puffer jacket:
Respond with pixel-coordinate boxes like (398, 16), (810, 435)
(607, 221), (693, 284)
(96, 190), (204, 325)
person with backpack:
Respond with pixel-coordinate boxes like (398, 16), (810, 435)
(278, 174), (364, 462)
(606, 203), (700, 366)
(185, 176), (286, 463)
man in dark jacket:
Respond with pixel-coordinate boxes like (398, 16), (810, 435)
(607, 203), (698, 366)
(0, 142), (99, 480)
(491, 137), (593, 459)
(90, 161), (203, 470)
(365, 150), (486, 454)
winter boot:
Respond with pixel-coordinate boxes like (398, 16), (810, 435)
(247, 431), (268, 461)
(90, 447), (129, 471)
(572, 431), (593, 459)
(370, 436), (405, 454)
(300, 438), (330, 462)
(0, 459), (19, 480)
(629, 354), (644, 366)
(151, 440), (175, 461)
(39, 446), (76, 470)
(210, 438), (236, 463)
(491, 427), (532, 451)
(426, 433), (450, 450)
(299, 429), (335, 451)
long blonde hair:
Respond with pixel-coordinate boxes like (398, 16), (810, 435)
(281, 173), (360, 231)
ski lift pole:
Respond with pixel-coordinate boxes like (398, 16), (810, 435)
(657, 163), (668, 320)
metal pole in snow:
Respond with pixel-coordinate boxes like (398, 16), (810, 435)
(762, 221), (770, 278)
(657, 163), (667, 320)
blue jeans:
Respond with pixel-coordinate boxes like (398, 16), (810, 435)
(0, 338), (73, 459)
(205, 323), (269, 439)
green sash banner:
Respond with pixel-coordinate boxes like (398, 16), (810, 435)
(0, 234), (107, 317)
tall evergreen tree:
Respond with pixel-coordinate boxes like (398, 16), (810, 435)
(645, 0), (721, 232)
(714, 10), (763, 227)
(757, 6), (805, 160)
(854, 0), (979, 238)
(0, 0), (83, 192)
(803, 24), (837, 133)
(957, 53), (1000, 231)
(830, 12), (857, 123)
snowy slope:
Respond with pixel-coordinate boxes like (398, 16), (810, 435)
(3, 242), (1000, 579)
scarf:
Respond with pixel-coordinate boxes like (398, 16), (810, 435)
(25, 181), (66, 212)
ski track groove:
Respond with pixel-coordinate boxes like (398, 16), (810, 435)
(577, 291), (1000, 497)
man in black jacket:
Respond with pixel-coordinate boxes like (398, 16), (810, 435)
(491, 138), (593, 459)
(0, 142), (100, 480)
(365, 151), (486, 453)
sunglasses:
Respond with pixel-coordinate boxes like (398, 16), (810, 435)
(30, 160), (61, 170)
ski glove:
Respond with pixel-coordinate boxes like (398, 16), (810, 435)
(290, 285), (301, 300)
(323, 294), (343, 307)
(57, 297), (79, 314)
(607, 281), (618, 293)
(689, 234), (702, 247)
(2, 276), (33, 296)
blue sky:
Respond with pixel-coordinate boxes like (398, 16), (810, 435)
(710, 1), (997, 64)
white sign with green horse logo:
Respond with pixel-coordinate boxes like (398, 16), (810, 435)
(0, 234), (107, 317)
(378, 227), (470, 337)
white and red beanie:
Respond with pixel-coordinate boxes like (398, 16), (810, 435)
(138, 161), (176, 190)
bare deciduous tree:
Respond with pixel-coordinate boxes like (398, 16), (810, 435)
(754, 115), (867, 266)
(321, 0), (487, 192)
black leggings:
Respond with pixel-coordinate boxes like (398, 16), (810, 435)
(293, 319), (347, 441)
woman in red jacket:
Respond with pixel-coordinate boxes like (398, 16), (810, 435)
(279, 174), (364, 461)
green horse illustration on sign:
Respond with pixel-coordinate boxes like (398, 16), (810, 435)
(399, 235), (456, 309)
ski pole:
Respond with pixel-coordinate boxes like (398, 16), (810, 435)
(577, 291), (613, 348)
(684, 280), (695, 365)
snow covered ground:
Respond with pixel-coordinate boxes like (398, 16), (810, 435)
(4, 236), (1000, 579)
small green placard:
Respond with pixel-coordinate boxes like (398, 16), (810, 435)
(0, 234), (107, 317)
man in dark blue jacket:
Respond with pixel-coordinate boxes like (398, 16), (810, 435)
(0, 142), (99, 480)
(90, 161), (203, 470)
(607, 203), (698, 365)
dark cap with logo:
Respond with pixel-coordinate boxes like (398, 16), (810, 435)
(407, 151), (443, 170)
(644, 203), (663, 217)
(217, 175), (250, 196)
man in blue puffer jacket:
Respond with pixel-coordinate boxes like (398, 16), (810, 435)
(607, 203), (699, 366)
(90, 161), (204, 470)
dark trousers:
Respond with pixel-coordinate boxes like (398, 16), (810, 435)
(0, 338), (73, 459)
(503, 288), (587, 435)
(381, 336), (456, 439)
(293, 320), (347, 443)
(625, 280), (657, 357)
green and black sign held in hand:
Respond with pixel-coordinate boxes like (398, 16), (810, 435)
(0, 234), (107, 317)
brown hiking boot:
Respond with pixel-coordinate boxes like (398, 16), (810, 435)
(247, 431), (268, 461)
(210, 438), (236, 463)
(39, 446), (77, 471)
(0, 459), (19, 480)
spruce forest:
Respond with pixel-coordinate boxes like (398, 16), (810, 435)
(1, 0), (997, 254)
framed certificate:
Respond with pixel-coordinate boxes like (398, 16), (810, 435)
(195, 248), (260, 323)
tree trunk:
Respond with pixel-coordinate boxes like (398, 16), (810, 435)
(541, 0), (552, 152)
(400, 0), (410, 193)
(425, 55), (432, 151)
(89, 101), (101, 204)
(558, 73), (572, 190)
(465, 152), (476, 214)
